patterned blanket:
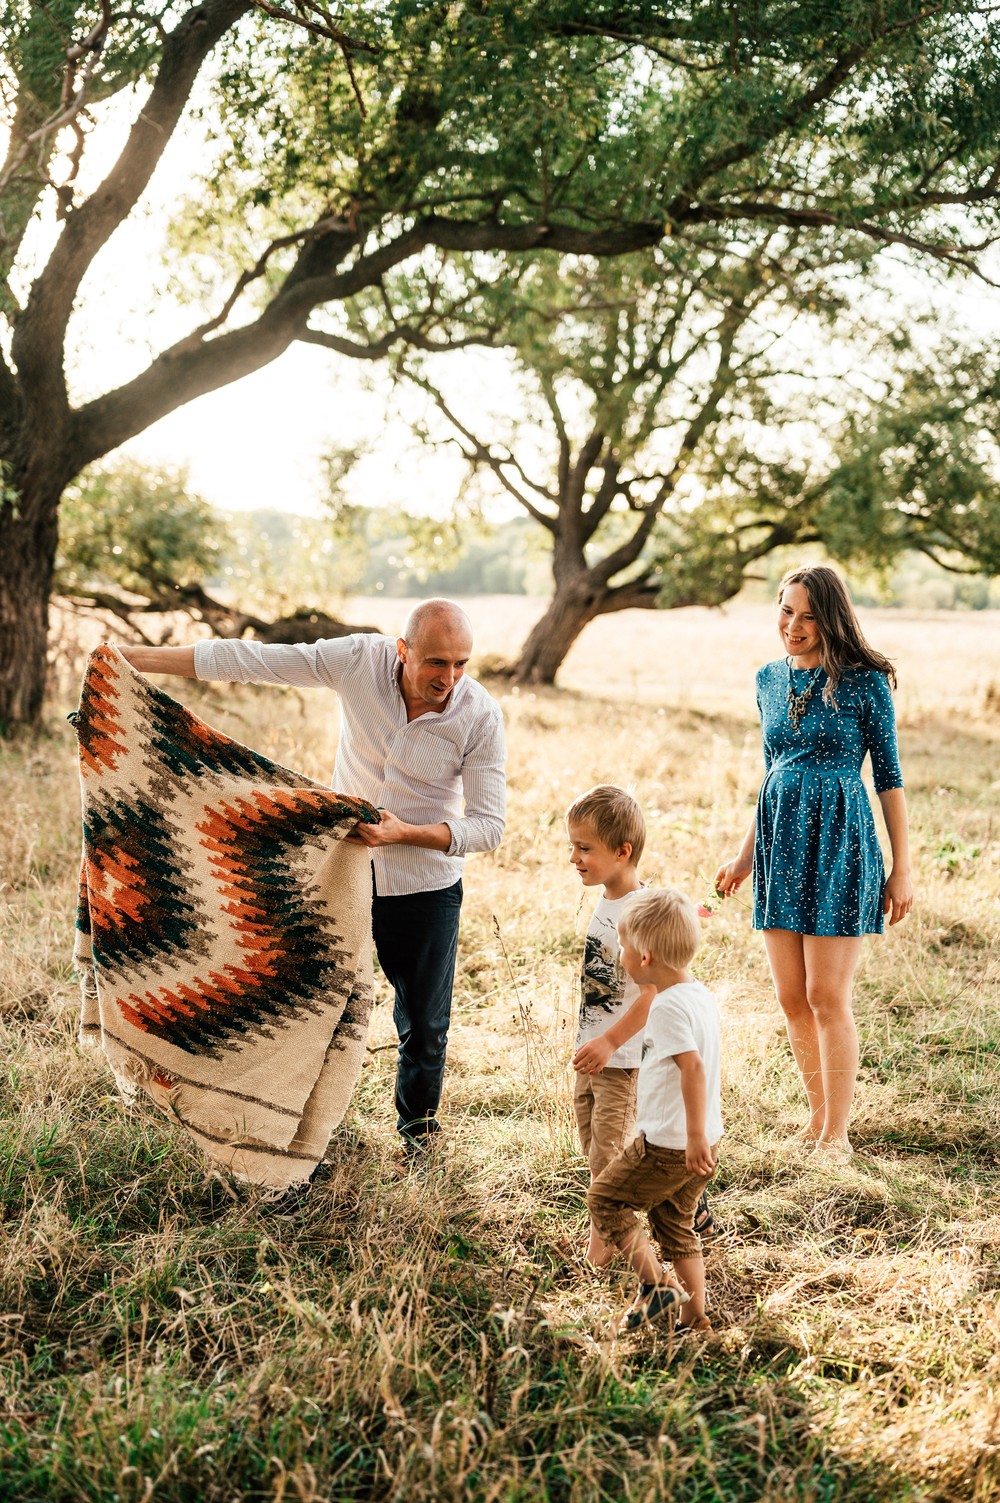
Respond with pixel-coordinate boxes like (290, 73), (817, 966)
(71, 645), (380, 1190)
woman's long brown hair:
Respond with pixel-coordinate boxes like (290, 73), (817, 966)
(779, 565), (897, 701)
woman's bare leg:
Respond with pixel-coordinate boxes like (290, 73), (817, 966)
(802, 935), (863, 1150)
(762, 929), (825, 1139)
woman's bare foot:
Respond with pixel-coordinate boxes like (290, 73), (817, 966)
(784, 1125), (822, 1152)
(812, 1137), (854, 1165)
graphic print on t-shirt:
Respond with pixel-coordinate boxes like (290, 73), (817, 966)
(574, 891), (644, 1070)
(580, 929), (623, 1028)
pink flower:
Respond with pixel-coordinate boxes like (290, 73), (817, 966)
(697, 904), (715, 918)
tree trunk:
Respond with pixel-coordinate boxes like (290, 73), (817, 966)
(512, 576), (607, 684)
(0, 482), (60, 730)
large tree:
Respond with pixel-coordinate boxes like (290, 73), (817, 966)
(3, 2), (1000, 725)
(391, 240), (1000, 682)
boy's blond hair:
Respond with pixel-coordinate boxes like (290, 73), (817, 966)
(565, 784), (646, 864)
(618, 887), (700, 971)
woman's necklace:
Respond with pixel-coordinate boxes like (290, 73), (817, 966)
(786, 660), (823, 731)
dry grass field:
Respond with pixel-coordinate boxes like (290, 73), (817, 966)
(2, 599), (999, 1502)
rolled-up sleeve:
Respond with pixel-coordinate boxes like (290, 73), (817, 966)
(193, 636), (361, 690)
(444, 708), (507, 857)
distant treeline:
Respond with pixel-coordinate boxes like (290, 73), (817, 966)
(214, 509), (1000, 613)
(211, 510), (551, 610)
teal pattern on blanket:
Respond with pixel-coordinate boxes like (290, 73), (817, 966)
(752, 661), (903, 937)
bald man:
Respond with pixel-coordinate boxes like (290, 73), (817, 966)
(119, 599), (506, 1157)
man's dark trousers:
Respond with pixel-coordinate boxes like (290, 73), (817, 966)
(372, 877), (463, 1142)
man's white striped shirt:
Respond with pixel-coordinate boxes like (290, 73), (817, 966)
(193, 633), (506, 896)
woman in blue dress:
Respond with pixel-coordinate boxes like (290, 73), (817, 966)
(715, 566), (913, 1161)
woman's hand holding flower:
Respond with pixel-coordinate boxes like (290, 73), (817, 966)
(714, 856), (752, 899)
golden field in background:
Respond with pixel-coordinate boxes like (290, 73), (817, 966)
(344, 595), (1000, 717)
(2, 601), (999, 1501)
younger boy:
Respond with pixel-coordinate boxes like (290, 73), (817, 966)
(587, 887), (722, 1334)
(566, 785), (653, 1270)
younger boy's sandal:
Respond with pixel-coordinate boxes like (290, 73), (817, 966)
(665, 1315), (715, 1360)
(674, 1315), (713, 1338)
(550, 1255), (593, 1285)
(693, 1191), (719, 1240)
(620, 1281), (690, 1332)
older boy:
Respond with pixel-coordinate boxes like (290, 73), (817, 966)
(566, 785), (653, 1269)
(587, 888), (722, 1335)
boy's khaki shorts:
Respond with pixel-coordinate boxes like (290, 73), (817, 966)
(574, 1067), (638, 1179)
(587, 1132), (718, 1263)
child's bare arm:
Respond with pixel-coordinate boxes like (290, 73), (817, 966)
(676, 1050), (714, 1176)
(572, 984), (656, 1074)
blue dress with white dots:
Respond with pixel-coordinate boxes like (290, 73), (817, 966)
(753, 659), (903, 937)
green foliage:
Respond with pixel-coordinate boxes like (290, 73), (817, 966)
(163, 0), (1000, 325)
(0, 460), (18, 517)
(55, 461), (231, 599)
(360, 516), (543, 596)
(662, 334), (1000, 606)
(818, 349), (1000, 573)
(188, 3), (1000, 245)
(200, 5), (654, 232)
(6, 0), (1000, 719)
(0, 1), (164, 293)
(213, 507), (364, 613)
(1, 0), (166, 93)
(375, 237), (1000, 643)
(55, 468), (539, 618)
(872, 554), (1000, 609)
(932, 834), (982, 876)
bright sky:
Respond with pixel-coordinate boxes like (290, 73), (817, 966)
(74, 233), (488, 520)
(114, 345), (469, 519)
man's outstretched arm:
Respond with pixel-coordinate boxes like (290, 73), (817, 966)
(118, 646), (197, 677)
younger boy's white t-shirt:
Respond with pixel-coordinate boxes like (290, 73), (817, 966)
(575, 891), (644, 1070)
(633, 979), (723, 1151)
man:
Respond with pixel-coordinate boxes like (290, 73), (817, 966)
(119, 598), (506, 1156)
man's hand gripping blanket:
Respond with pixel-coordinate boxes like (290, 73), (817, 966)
(70, 644), (380, 1190)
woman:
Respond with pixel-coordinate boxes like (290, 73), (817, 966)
(715, 566), (913, 1161)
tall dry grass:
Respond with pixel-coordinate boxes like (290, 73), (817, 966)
(1, 601), (999, 1502)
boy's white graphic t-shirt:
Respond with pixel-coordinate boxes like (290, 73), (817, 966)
(633, 980), (723, 1151)
(575, 891), (644, 1070)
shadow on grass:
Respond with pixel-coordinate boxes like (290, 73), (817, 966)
(2, 1116), (998, 1502)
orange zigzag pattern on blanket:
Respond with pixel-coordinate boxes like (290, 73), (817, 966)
(119, 969), (265, 1036)
(83, 843), (147, 928)
(73, 645), (378, 1058)
(76, 652), (128, 776)
(197, 789), (339, 967)
(72, 644), (379, 1185)
(107, 781), (368, 1051)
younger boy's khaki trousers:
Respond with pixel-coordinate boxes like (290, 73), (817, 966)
(587, 1132), (717, 1263)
